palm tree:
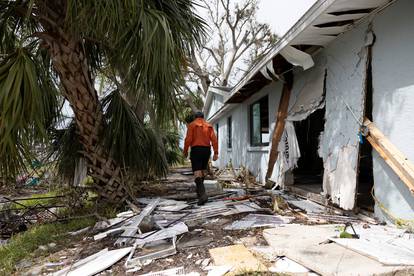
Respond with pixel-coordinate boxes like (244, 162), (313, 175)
(0, 0), (204, 202)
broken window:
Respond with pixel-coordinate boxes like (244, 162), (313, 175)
(250, 96), (269, 146)
(227, 116), (232, 149)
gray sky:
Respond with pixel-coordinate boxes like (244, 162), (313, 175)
(257, 0), (317, 36)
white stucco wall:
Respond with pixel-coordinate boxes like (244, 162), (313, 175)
(371, 0), (414, 222)
(211, 0), (414, 221)
(318, 21), (368, 210)
(212, 81), (283, 183)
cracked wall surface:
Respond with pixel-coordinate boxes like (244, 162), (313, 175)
(319, 21), (369, 210)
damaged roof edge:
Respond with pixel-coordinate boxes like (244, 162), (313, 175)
(207, 0), (396, 123)
(224, 0), (337, 103)
(207, 0), (336, 122)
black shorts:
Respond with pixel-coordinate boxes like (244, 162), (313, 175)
(190, 146), (211, 172)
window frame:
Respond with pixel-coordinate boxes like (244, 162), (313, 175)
(249, 95), (270, 147)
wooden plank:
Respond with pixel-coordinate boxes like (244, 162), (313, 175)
(266, 78), (293, 180)
(209, 244), (267, 272)
(364, 118), (414, 194)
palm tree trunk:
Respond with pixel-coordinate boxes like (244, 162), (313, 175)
(45, 35), (127, 202)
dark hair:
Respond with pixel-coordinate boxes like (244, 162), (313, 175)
(194, 111), (204, 118)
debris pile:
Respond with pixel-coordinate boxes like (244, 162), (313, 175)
(46, 178), (294, 275)
(14, 169), (414, 276)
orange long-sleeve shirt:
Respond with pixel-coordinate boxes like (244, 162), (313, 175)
(184, 118), (218, 155)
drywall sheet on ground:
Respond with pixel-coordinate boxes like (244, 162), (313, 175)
(331, 238), (414, 265)
(263, 225), (412, 276)
(319, 21), (369, 210)
(371, 0), (414, 222)
(209, 244), (267, 272)
(330, 225), (414, 265)
(55, 247), (132, 276)
(224, 214), (293, 230)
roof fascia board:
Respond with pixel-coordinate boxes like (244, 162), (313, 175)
(207, 103), (236, 123)
(203, 87), (230, 114)
(209, 87), (230, 97)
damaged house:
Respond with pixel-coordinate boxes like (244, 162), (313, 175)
(204, 0), (414, 223)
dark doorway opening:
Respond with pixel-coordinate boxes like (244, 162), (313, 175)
(292, 107), (326, 194)
(357, 139), (375, 211)
(357, 43), (375, 212)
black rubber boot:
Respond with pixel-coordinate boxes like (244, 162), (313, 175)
(195, 177), (208, 205)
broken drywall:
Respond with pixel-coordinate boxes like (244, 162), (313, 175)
(319, 21), (369, 209)
(371, 0), (414, 222)
(269, 58), (327, 186)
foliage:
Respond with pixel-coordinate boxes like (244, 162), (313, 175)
(10, 191), (59, 210)
(0, 48), (59, 178)
(102, 90), (168, 178)
(0, 218), (95, 275)
(50, 121), (82, 184)
(181, 0), (277, 110)
(0, 0), (205, 189)
(162, 128), (185, 166)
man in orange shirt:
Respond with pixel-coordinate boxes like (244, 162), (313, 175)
(183, 111), (218, 205)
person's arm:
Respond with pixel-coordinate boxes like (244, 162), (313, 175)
(183, 124), (193, 157)
(210, 127), (219, 160)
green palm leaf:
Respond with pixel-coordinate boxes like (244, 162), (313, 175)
(0, 48), (58, 178)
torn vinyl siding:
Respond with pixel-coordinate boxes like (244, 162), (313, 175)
(319, 22), (369, 210)
(213, 81), (283, 184)
(371, 0), (414, 222)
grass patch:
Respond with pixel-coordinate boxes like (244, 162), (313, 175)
(10, 191), (60, 210)
(0, 217), (95, 275)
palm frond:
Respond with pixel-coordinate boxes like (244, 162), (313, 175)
(161, 128), (184, 166)
(66, 0), (206, 123)
(50, 121), (82, 182)
(0, 48), (58, 178)
(102, 90), (168, 178)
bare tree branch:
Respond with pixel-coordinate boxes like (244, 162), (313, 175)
(182, 0), (278, 108)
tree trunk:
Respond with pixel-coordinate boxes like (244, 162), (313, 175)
(45, 35), (127, 202)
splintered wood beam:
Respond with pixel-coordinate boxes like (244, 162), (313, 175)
(265, 80), (292, 180)
(364, 118), (414, 194)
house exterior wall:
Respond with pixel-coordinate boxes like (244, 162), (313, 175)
(371, 0), (414, 221)
(209, 0), (414, 222)
(319, 21), (369, 210)
(212, 81), (283, 183)
(206, 94), (224, 119)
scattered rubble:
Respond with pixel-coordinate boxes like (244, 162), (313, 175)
(12, 168), (414, 276)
